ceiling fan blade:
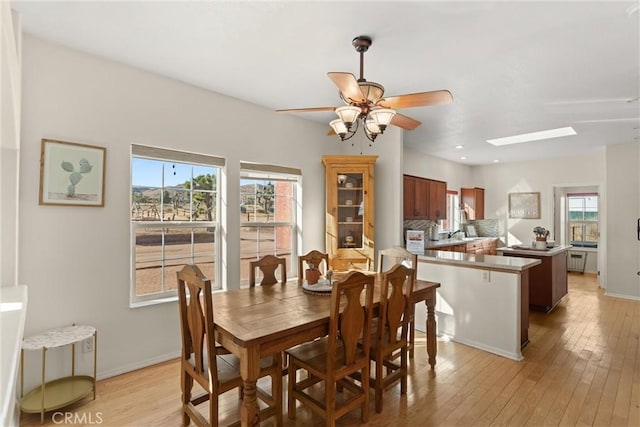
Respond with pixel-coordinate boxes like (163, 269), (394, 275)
(327, 72), (365, 103)
(379, 90), (453, 109)
(327, 128), (336, 136)
(391, 113), (422, 130)
(276, 106), (337, 113)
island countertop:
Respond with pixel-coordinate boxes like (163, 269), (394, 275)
(417, 249), (541, 272)
(497, 244), (572, 257)
(423, 236), (497, 250)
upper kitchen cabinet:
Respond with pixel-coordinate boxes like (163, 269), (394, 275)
(323, 155), (377, 271)
(403, 175), (447, 221)
(428, 179), (447, 220)
(461, 187), (485, 220)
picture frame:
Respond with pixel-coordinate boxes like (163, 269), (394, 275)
(508, 192), (540, 219)
(39, 138), (106, 207)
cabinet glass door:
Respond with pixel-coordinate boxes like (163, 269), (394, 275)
(337, 172), (364, 249)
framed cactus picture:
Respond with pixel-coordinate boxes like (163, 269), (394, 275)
(39, 138), (106, 207)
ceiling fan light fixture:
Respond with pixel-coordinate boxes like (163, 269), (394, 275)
(364, 117), (381, 135)
(329, 119), (348, 138)
(359, 81), (385, 104)
(335, 105), (362, 128)
(369, 108), (396, 132)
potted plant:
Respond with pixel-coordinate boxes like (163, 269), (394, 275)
(305, 261), (321, 284)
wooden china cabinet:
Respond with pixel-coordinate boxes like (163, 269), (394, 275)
(322, 155), (377, 271)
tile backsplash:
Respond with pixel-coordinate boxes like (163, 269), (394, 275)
(403, 218), (500, 238)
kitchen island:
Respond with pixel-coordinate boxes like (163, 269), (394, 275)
(497, 245), (571, 313)
(413, 250), (540, 361)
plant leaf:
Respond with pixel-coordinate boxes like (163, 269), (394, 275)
(79, 158), (93, 174)
(61, 161), (74, 172)
(69, 172), (83, 185)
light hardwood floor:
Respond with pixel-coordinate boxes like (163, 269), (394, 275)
(20, 273), (639, 426)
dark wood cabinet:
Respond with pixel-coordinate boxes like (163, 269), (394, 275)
(499, 250), (568, 313)
(461, 187), (485, 220)
(403, 175), (446, 221)
(428, 179), (446, 220)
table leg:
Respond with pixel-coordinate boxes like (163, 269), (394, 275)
(425, 292), (437, 369)
(240, 348), (261, 427)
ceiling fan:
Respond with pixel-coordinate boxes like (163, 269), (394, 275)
(276, 35), (453, 142)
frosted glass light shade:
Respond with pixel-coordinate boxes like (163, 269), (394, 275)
(330, 119), (348, 136)
(369, 108), (396, 128)
(365, 118), (380, 134)
(335, 106), (361, 125)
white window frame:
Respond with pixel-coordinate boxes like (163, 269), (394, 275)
(567, 193), (599, 249)
(239, 162), (302, 287)
(130, 144), (224, 307)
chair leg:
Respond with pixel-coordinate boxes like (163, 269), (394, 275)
(361, 365), (370, 423)
(287, 361), (296, 420)
(375, 353), (384, 413)
(409, 307), (416, 359)
(401, 347), (408, 394)
(272, 354), (283, 425)
(210, 395), (218, 427)
(326, 376), (336, 427)
(181, 371), (192, 426)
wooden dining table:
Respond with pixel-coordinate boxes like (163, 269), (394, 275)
(211, 274), (440, 426)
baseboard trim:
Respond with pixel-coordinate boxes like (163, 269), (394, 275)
(604, 291), (640, 301)
(96, 351), (180, 381)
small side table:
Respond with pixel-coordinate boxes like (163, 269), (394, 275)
(21, 325), (97, 424)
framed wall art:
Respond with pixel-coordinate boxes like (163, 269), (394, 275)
(39, 138), (106, 207)
(508, 192), (540, 219)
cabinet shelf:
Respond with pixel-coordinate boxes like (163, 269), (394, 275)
(323, 155), (377, 271)
(21, 376), (95, 413)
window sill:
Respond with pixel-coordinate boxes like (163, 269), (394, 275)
(130, 295), (178, 309)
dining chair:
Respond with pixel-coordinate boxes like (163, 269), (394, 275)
(176, 264), (283, 426)
(297, 250), (330, 285)
(368, 263), (415, 413)
(377, 246), (419, 358)
(286, 271), (375, 426)
(249, 254), (287, 287)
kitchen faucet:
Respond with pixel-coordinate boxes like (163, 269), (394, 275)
(447, 229), (463, 239)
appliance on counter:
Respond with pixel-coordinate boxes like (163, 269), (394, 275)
(426, 221), (439, 241)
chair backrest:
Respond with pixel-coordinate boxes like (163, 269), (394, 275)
(378, 263), (415, 346)
(377, 246), (418, 273)
(297, 250), (330, 285)
(328, 271), (375, 368)
(249, 254), (287, 287)
(176, 264), (218, 387)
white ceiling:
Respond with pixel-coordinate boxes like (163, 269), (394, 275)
(11, 1), (640, 165)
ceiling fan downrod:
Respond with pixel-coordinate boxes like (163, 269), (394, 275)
(352, 35), (372, 82)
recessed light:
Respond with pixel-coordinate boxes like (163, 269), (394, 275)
(455, 145), (464, 149)
(460, 156), (467, 160)
(487, 127), (577, 146)
(493, 159), (499, 163)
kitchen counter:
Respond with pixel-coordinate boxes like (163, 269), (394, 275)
(417, 249), (541, 272)
(497, 244), (571, 256)
(414, 249), (540, 361)
(497, 245), (570, 312)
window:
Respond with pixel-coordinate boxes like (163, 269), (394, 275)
(567, 193), (598, 248)
(442, 190), (460, 232)
(130, 145), (223, 305)
(239, 163), (301, 287)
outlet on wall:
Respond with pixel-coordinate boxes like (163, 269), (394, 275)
(83, 337), (94, 353)
(481, 270), (491, 283)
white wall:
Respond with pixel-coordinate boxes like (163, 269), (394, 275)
(605, 142), (640, 300)
(16, 35), (344, 386)
(470, 153), (606, 247)
(16, 35), (405, 387)
(403, 146), (472, 192)
(1, 5), (21, 288)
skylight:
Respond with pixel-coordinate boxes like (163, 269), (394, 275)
(487, 127), (577, 146)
